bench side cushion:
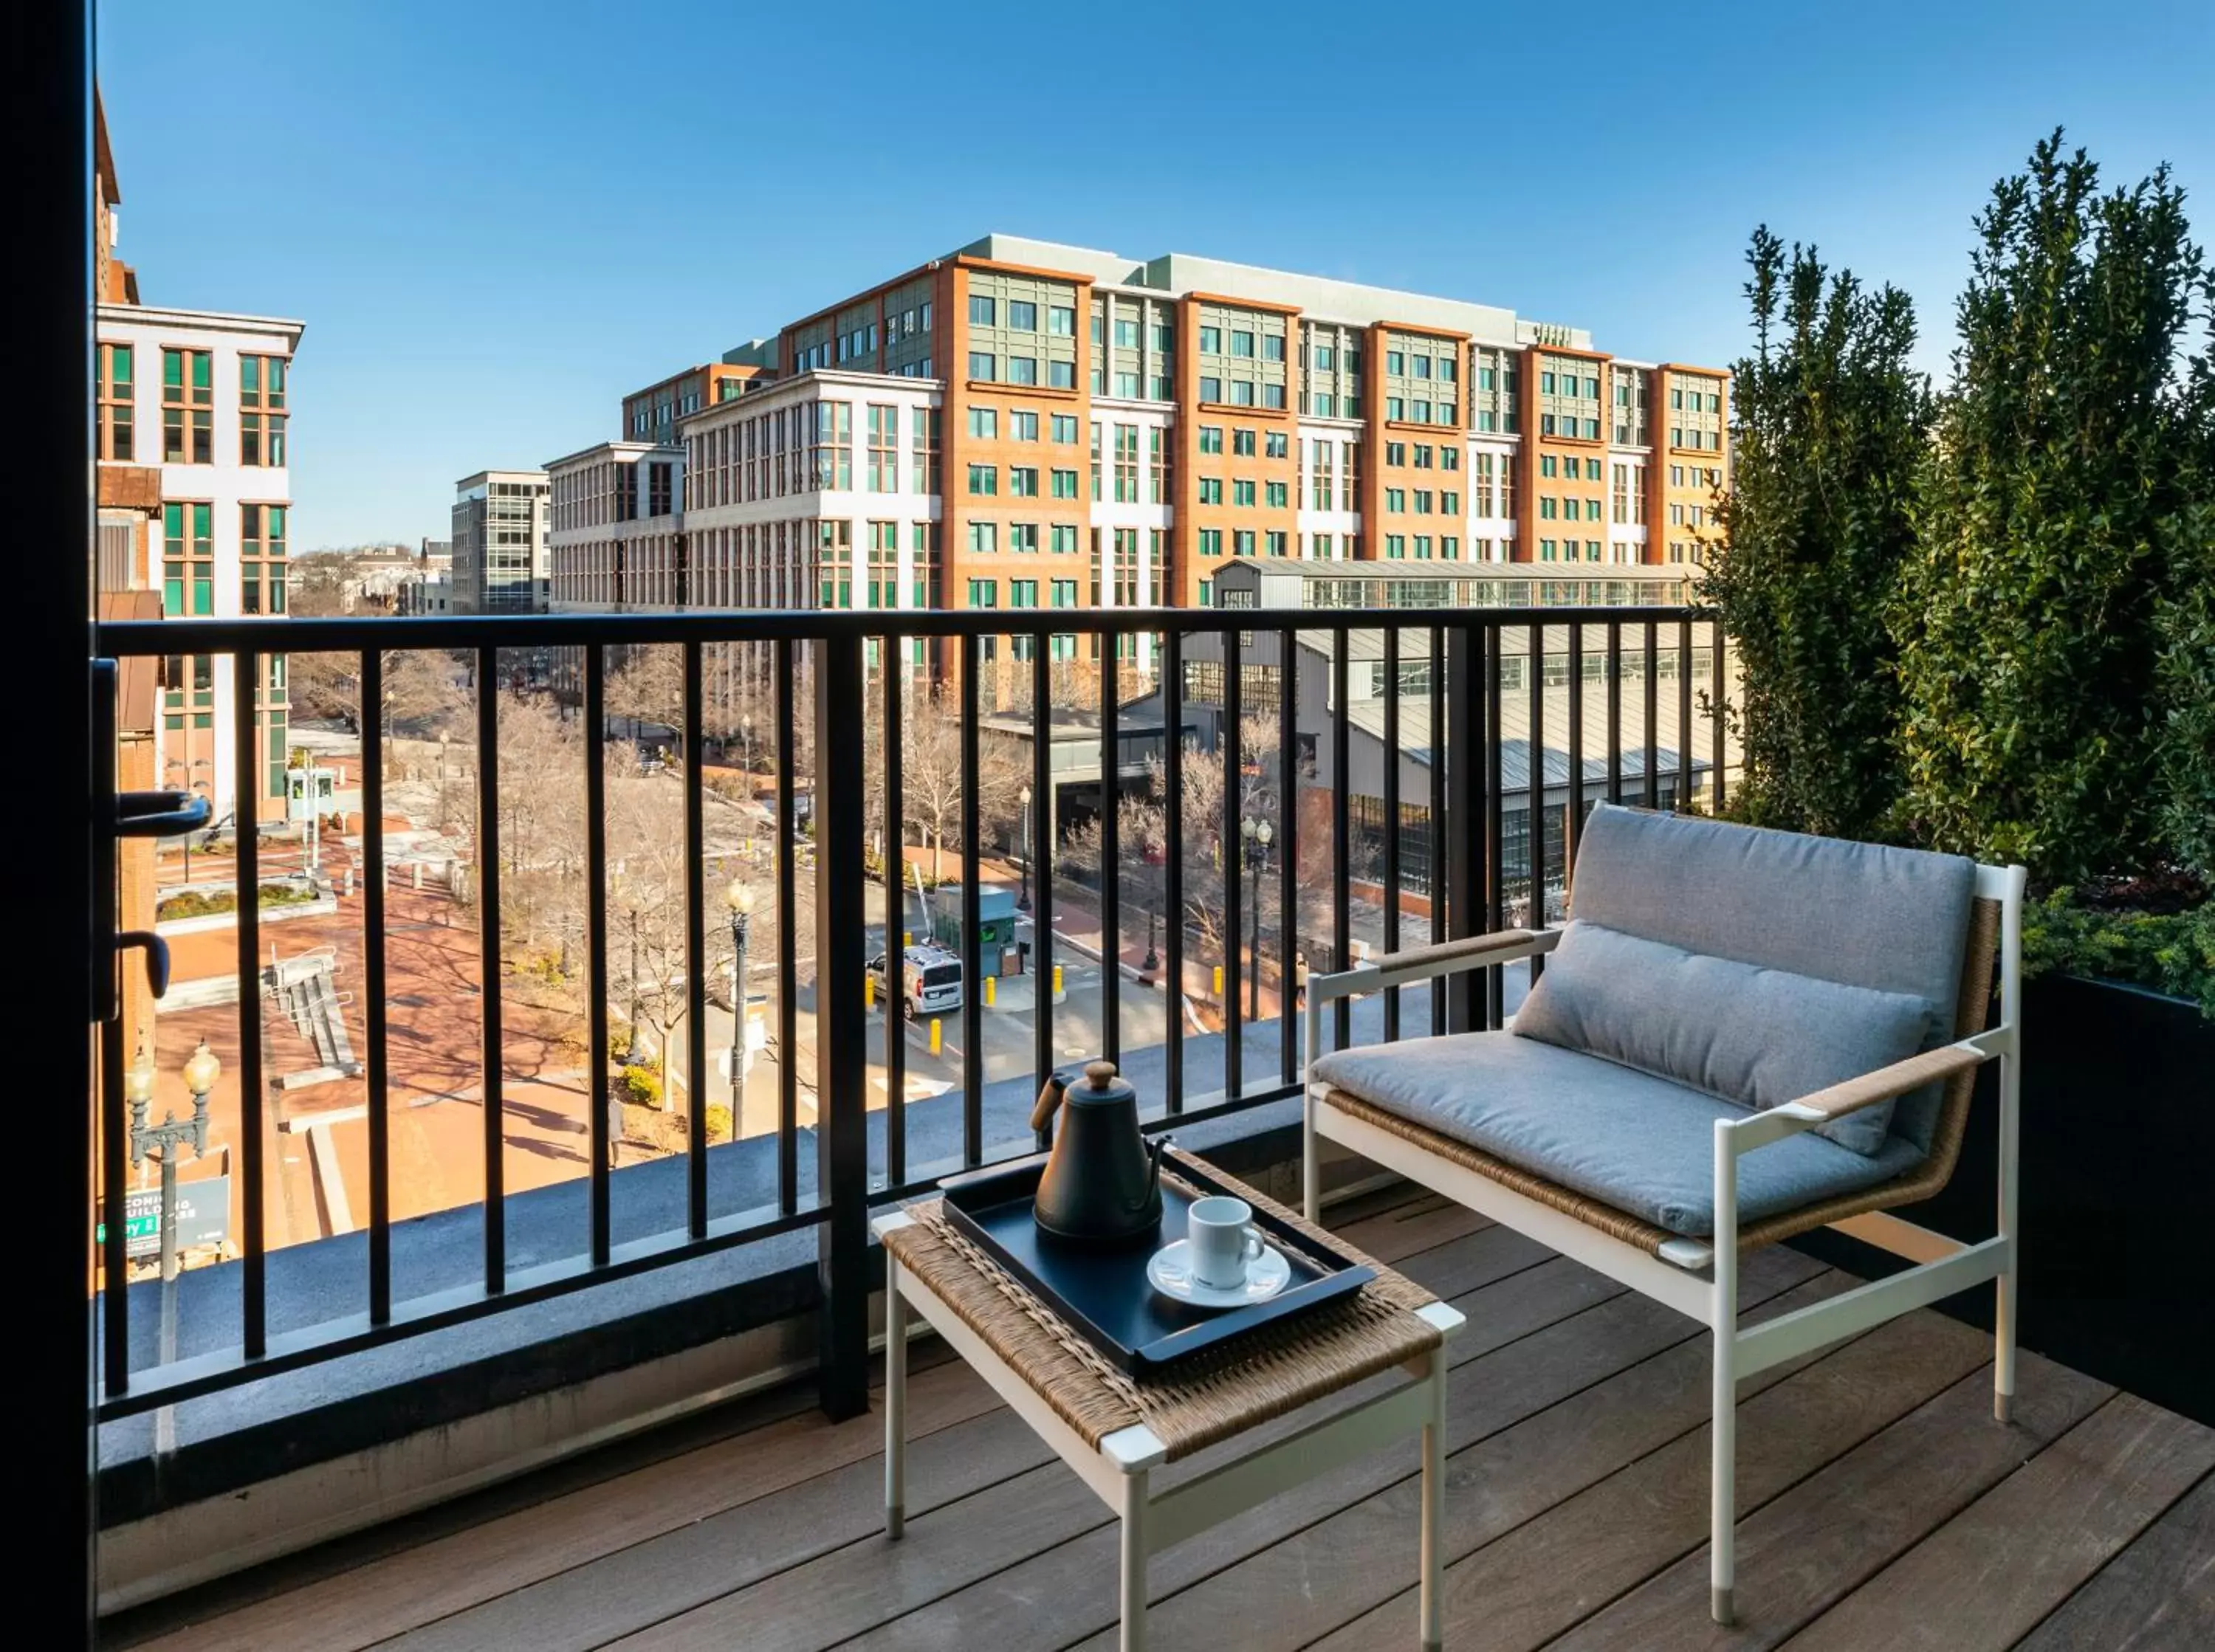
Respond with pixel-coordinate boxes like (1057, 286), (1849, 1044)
(1313, 1032), (1924, 1238)
(1514, 920), (1932, 1154)
(1565, 805), (1978, 1153)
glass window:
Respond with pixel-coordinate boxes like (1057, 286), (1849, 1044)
(1048, 359), (1075, 389)
(1200, 376), (1221, 403)
(1198, 326), (1222, 353)
(1048, 305), (1075, 336)
(1006, 356), (1039, 385)
(969, 295), (997, 326)
(969, 351), (997, 381)
(968, 407), (997, 439)
(1007, 299), (1037, 331)
(1262, 334), (1285, 362)
(968, 524), (998, 555)
(1200, 426), (1223, 454)
(1010, 410), (1039, 441)
(967, 463), (997, 495)
(1229, 331), (1254, 357)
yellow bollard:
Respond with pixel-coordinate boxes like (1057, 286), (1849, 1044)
(864, 974), (875, 1011)
(929, 1018), (942, 1056)
(903, 931), (912, 946)
(1213, 964), (1224, 998)
(1053, 964), (1064, 997)
(984, 974), (996, 1008)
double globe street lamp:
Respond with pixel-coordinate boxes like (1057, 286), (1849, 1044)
(724, 876), (755, 1126)
(123, 1036), (221, 1371)
(1240, 812), (1274, 1022)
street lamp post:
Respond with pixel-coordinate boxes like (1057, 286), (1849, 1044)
(740, 714), (757, 850)
(724, 876), (755, 1129)
(1240, 813), (1274, 1022)
(1141, 831), (1163, 975)
(126, 1038), (218, 1379)
(1018, 783), (1033, 912)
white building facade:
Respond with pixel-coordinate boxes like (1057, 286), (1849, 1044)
(95, 301), (304, 827)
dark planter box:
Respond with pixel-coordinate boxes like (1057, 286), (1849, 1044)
(1792, 973), (2215, 1428)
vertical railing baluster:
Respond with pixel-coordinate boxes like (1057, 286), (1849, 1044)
(1222, 629), (1243, 1101)
(235, 646), (267, 1352)
(1277, 624), (1299, 1084)
(1607, 619), (1624, 806)
(1443, 622), (1479, 1033)
(813, 630), (868, 1422)
(1383, 625), (1402, 1042)
(1566, 620), (1585, 906)
(882, 638), (905, 1188)
(1429, 622), (1446, 1038)
(1099, 638), (1120, 1067)
(774, 639), (798, 1214)
(474, 644), (504, 1295)
(1712, 619), (1728, 813)
(362, 649), (391, 1324)
(1331, 625), (1351, 1051)
(1528, 619), (1546, 940)
(1031, 635), (1054, 1134)
(1678, 616), (1694, 814)
(1644, 619), (1661, 809)
(959, 633), (983, 1164)
(683, 641), (707, 1239)
(1162, 628), (1185, 1115)
(585, 645), (610, 1265)
(1484, 624), (1505, 1029)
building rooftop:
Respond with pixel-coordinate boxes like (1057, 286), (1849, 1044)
(957, 233), (1575, 348)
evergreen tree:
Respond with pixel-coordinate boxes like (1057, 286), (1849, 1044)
(1893, 134), (2205, 885)
(1704, 228), (1929, 837)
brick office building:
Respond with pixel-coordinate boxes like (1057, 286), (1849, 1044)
(548, 235), (1727, 636)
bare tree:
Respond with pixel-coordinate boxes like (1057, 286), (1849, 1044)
(866, 689), (1026, 879)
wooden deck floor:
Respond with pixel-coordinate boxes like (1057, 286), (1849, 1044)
(109, 1183), (2215, 1652)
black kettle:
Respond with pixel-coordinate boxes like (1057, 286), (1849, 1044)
(1031, 1061), (1167, 1245)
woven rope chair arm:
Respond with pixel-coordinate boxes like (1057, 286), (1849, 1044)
(1308, 929), (1556, 1002)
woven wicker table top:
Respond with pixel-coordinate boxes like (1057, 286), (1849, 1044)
(882, 1149), (1443, 1462)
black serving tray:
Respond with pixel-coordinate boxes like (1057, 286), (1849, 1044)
(935, 1153), (1376, 1376)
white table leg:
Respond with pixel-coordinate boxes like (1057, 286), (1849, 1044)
(885, 1258), (907, 1540)
(1119, 1468), (1150, 1652)
(1421, 1344), (1446, 1651)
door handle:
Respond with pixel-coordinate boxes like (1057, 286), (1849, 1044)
(92, 661), (202, 1022)
(115, 931), (172, 999)
(117, 788), (214, 839)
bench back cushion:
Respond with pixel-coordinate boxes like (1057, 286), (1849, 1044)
(1539, 805), (1978, 1152)
(1514, 923), (1932, 1154)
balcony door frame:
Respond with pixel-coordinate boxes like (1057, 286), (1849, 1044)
(21, 0), (101, 1645)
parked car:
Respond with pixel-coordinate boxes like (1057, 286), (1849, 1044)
(868, 943), (963, 1019)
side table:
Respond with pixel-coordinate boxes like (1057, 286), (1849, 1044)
(874, 1155), (1465, 1651)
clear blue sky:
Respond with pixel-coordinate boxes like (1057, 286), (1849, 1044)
(98, 0), (2215, 552)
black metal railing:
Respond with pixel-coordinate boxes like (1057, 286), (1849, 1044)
(92, 602), (1728, 1425)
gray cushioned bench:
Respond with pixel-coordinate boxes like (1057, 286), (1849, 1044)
(1300, 805), (2026, 1626)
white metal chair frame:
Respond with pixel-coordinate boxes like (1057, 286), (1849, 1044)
(1302, 860), (2025, 1627)
(874, 1209), (1467, 1652)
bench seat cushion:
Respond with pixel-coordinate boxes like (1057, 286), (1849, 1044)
(1313, 1030), (1926, 1238)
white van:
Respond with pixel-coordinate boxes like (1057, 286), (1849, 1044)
(868, 943), (964, 1019)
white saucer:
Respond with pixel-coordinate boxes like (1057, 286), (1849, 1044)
(1146, 1239), (1294, 1308)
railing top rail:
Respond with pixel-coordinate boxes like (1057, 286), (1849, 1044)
(97, 603), (1714, 654)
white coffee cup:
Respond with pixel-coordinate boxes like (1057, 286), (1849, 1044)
(1187, 1195), (1266, 1289)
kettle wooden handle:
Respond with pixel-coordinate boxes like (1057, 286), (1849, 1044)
(1028, 1074), (1065, 1135)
